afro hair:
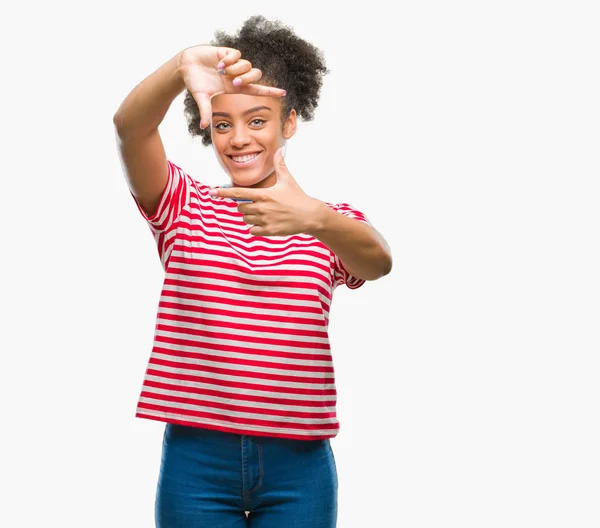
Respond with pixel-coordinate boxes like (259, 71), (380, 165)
(183, 15), (330, 146)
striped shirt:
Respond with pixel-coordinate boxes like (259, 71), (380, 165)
(130, 160), (371, 440)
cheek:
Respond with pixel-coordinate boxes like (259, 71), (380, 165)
(260, 125), (282, 146)
(211, 136), (226, 154)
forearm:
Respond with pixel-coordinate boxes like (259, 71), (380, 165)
(113, 50), (186, 139)
(308, 202), (393, 281)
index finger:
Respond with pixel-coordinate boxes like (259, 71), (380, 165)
(210, 186), (265, 201)
(240, 84), (287, 98)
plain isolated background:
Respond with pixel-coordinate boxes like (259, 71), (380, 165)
(2, 1), (599, 526)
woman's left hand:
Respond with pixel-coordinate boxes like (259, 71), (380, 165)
(209, 147), (322, 236)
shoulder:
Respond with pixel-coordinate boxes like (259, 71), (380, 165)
(167, 159), (211, 193)
(323, 201), (370, 222)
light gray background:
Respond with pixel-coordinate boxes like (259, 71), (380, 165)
(2, 1), (599, 526)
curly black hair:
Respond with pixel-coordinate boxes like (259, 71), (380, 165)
(183, 15), (330, 146)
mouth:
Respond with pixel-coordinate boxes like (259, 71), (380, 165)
(227, 151), (263, 168)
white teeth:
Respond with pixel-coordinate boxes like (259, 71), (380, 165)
(231, 153), (259, 163)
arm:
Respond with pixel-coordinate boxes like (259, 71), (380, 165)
(307, 202), (393, 281)
(113, 46), (287, 218)
(211, 148), (393, 280)
(113, 51), (186, 217)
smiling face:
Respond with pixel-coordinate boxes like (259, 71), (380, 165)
(210, 93), (296, 189)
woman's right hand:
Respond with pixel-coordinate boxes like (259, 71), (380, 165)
(178, 45), (286, 130)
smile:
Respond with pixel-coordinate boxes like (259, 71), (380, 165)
(228, 151), (262, 167)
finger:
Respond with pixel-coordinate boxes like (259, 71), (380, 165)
(243, 215), (263, 227)
(274, 146), (288, 170)
(236, 203), (256, 214)
(210, 186), (263, 201)
(194, 92), (212, 130)
(240, 83), (287, 98)
(230, 67), (263, 87)
(272, 146), (291, 183)
(219, 59), (253, 78)
(249, 225), (270, 237)
(216, 47), (241, 70)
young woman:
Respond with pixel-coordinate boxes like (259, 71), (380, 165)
(113, 15), (392, 528)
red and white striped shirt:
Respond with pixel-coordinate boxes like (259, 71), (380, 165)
(130, 160), (371, 440)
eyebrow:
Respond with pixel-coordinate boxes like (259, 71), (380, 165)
(212, 105), (273, 118)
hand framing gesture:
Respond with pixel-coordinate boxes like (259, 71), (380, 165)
(210, 148), (321, 237)
(179, 45), (287, 129)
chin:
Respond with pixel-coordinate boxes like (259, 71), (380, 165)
(231, 171), (270, 187)
(232, 177), (267, 188)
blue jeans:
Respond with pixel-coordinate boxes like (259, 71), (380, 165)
(155, 423), (338, 527)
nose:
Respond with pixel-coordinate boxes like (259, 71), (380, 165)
(230, 127), (251, 149)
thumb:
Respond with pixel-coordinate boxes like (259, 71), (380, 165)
(273, 146), (289, 181)
(195, 92), (212, 130)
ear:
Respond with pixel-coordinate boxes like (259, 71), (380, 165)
(282, 108), (297, 140)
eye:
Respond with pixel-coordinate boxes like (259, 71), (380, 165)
(214, 122), (230, 130)
(251, 118), (266, 126)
